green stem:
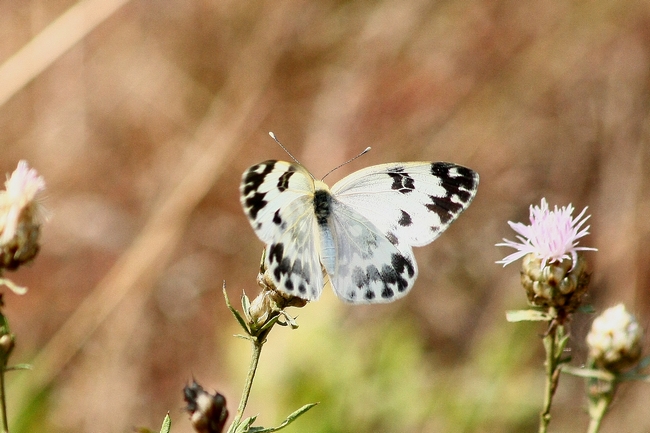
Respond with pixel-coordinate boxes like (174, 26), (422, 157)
(586, 372), (615, 433)
(586, 397), (608, 433)
(227, 337), (264, 433)
(0, 357), (8, 433)
(539, 322), (562, 433)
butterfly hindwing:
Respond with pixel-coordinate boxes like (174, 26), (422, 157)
(319, 198), (417, 303)
(240, 161), (324, 300)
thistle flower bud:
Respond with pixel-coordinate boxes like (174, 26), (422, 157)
(0, 161), (46, 272)
(183, 381), (228, 433)
(520, 252), (590, 312)
(587, 304), (643, 372)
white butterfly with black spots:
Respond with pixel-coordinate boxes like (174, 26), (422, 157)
(240, 156), (479, 304)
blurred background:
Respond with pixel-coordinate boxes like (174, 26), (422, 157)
(1, 0), (649, 432)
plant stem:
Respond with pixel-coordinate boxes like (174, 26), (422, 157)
(539, 322), (561, 433)
(0, 357), (8, 433)
(586, 374), (614, 433)
(227, 336), (264, 433)
(586, 396), (608, 433)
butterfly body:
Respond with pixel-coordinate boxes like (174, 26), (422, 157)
(241, 159), (478, 304)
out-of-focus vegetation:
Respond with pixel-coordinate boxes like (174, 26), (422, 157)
(1, 0), (649, 432)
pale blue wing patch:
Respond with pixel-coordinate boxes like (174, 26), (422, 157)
(320, 198), (417, 303)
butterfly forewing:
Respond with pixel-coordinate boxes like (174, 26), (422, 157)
(331, 162), (479, 248)
(240, 161), (324, 300)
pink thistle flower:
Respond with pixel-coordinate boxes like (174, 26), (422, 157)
(496, 198), (596, 268)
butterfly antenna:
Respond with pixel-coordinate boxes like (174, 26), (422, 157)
(321, 146), (372, 180)
(268, 132), (302, 165)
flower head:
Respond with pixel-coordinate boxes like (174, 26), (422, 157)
(0, 161), (45, 246)
(587, 304), (643, 372)
(496, 198), (596, 268)
(183, 380), (228, 433)
(0, 161), (46, 274)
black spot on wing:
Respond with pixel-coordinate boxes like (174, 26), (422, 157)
(349, 253), (414, 301)
(381, 254), (412, 294)
(386, 231), (398, 245)
(277, 168), (296, 192)
(430, 162), (478, 202)
(242, 161), (275, 195)
(387, 167), (416, 194)
(268, 243), (312, 296)
(426, 195), (463, 224)
(245, 192), (268, 220)
(427, 162), (479, 224)
(392, 253), (415, 279)
(398, 210), (412, 227)
(241, 161), (276, 220)
(269, 243), (291, 287)
(381, 286), (394, 299)
(272, 209), (285, 229)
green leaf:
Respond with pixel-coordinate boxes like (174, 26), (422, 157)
(561, 365), (615, 381)
(234, 415), (258, 433)
(249, 403), (318, 432)
(506, 309), (551, 322)
(5, 363), (33, 372)
(224, 283), (251, 335)
(257, 314), (280, 334)
(556, 328), (571, 360)
(159, 413), (172, 433)
(242, 292), (253, 323)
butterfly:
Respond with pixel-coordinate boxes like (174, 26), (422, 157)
(240, 150), (479, 304)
